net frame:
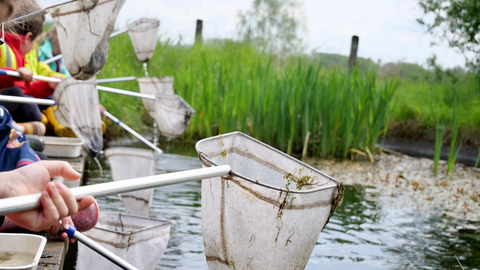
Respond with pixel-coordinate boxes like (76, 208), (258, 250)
(46, 0), (126, 80)
(127, 18), (160, 62)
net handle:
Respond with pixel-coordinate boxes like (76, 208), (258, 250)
(0, 165), (231, 215)
(0, 69), (154, 100)
(103, 110), (163, 155)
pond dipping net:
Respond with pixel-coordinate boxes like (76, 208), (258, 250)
(137, 77), (195, 138)
(104, 147), (156, 217)
(127, 18), (160, 62)
(46, 0), (126, 80)
(53, 77), (103, 157)
(196, 131), (344, 270)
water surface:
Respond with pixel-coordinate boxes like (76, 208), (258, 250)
(85, 148), (480, 269)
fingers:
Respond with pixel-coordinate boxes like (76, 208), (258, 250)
(45, 183), (68, 222)
(39, 185), (59, 230)
(77, 196), (96, 212)
(55, 182), (77, 216)
(37, 161), (81, 181)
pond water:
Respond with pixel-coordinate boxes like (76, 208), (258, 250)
(84, 143), (480, 269)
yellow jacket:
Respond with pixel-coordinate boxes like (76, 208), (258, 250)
(0, 42), (17, 69)
(24, 44), (66, 78)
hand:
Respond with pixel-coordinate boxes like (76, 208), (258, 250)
(0, 161), (96, 232)
(48, 77), (63, 90)
(17, 67), (33, 82)
(99, 104), (106, 117)
(47, 216), (76, 243)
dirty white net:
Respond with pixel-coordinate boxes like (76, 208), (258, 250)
(137, 77), (195, 138)
(46, 0), (126, 80)
(53, 77), (103, 157)
(77, 212), (171, 270)
(196, 132), (344, 270)
(104, 147), (155, 217)
(127, 18), (160, 62)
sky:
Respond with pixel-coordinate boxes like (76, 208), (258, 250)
(37, 0), (467, 68)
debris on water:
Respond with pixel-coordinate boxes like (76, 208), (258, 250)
(304, 153), (480, 221)
(0, 252), (12, 262)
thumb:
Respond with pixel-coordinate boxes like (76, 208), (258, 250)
(37, 161), (81, 181)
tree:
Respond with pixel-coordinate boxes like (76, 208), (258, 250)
(237, 0), (307, 56)
(417, 0), (480, 68)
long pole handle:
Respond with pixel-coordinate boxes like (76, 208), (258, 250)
(103, 111), (162, 154)
(43, 54), (63, 65)
(0, 69), (154, 100)
(97, 85), (154, 100)
(0, 165), (231, 215)
(97, 76), (137, 84)
(63, 225), (138, 270)
(0, 96), (55, 106)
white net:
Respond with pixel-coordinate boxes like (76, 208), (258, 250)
(127, 18), (160, 62)
(77, 213), (171, 270)
(104, 147), (155, 217)
(196, 132), (344, 270)
(137, 76), (174, 111)
(46, 0), (126, 80)
(53, 77), (103, 157)
(137, 77), (195, 138)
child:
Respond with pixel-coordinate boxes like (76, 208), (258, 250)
(38, 26), (70, 76)
(0, 0), (98, 241)
(0, 2), (59, 99)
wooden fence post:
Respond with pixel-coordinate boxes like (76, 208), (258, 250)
(195, 19), (203, 45)
(348, 35), (359, 72)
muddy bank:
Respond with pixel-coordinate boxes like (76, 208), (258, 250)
(379, 137), (480, 167)
(305, 153), (480, 222)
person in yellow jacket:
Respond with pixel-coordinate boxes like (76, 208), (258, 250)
(25, 39), (106, 137)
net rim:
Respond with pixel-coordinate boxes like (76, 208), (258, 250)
(127, 18), (160, 33)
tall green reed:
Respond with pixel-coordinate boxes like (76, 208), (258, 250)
(433, 117), (445, 174)
(447, 101), (462, 174)
(98, 37), (398, 158)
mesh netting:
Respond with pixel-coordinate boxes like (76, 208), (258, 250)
(127, 18), (160, 62)
(104, 147), (155, 216)
(53, 77), (103, 157)
(137, 77), (194, 138)
(46, 0), (126, 80)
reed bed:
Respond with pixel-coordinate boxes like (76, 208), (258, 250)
(98, 36), (398, 157)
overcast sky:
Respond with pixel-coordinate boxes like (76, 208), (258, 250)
(38, 0), (466, 68)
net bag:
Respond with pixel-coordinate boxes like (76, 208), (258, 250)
(46, 0), (126, 80)
(137, 76), (174, 112)
(127, 18), (160, 62)
(53, 77), (103, 157)
(105, 147), (155, 217)
(137, 77), (195, 138)
(77, 212), (171, 270)
(196, 132), (344, 270)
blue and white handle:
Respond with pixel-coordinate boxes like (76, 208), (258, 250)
(103, 110), (163, 154)
(62, 224), (138, 270)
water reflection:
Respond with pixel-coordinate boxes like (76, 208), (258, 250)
(85, 153), (480, 270)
